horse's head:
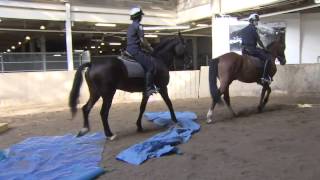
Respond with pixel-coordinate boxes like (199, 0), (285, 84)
(273, 30), (286, 65)
(173, 31), (187, 58)
(152, 32), (187, 67)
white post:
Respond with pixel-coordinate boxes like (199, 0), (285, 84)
(65, 2), (74, 71)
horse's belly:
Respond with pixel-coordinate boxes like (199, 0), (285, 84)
(117, 77), (145, 92)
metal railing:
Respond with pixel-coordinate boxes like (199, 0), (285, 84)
(0, 52), (87, 73)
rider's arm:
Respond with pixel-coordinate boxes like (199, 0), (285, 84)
(257, 36), (266, 50)
(138, 24), (154, 52)
(255, 28), (266, 50)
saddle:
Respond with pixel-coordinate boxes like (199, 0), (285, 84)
(117, 50), (144, 78)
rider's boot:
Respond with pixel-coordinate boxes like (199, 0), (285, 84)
(144, 72), (158, 97)
(261, 59), (272, 85)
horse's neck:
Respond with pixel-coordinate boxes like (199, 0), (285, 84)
(268, 43), (278, 65)
(153, 41), (176, 67)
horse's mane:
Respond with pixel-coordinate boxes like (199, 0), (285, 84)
(266, 41), (276, 50)
(153, 37), (176, 53)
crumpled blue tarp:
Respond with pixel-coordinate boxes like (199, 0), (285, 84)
(116, 111), (200, 165)
(0, 132), (106, 180)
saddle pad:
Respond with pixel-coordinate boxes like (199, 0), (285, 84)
(118, 56), (145, 78)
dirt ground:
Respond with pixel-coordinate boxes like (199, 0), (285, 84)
(1, 95), (320, 180)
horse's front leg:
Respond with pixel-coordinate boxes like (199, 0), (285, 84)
(262, 85), (271, 109)
(159, 87), (177, 123)
(136, 94), (149, 132)
(258, 85), (268, 112)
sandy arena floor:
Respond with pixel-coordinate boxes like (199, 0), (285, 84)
(1, 95), (320, 180)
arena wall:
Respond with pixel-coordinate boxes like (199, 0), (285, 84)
(0, 64), (319, 109)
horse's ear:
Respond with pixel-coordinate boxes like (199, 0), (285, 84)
(178, 31), (182, 38)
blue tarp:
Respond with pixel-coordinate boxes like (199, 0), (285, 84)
(116, 111), (200, 165)
(0, 132), (106, 180)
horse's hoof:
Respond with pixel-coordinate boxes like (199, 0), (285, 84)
(137, 126), (143, 132)
(108, 134), (117, 141)
(258, 106), (263, 113)
(206, 119), (213, 124)
(76, 128), (89, 137)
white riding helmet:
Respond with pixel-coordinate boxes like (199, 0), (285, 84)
(248, 13), (260, 21)
(130, 7), (144, 20)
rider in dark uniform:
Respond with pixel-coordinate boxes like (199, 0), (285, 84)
(126, 7), (157, 97)
(240, 13), (272, 84)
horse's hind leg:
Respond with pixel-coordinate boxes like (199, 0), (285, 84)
(100, 89), (116, 140)
(207, 101), (216, 123)
(223, 86), (237, 117)
(159, 87), (177, 123)
(77, 74), (100, 137)
(208, 75), (234, 122)
(77, 92), (99, 137)
(136, 95), (149, 132)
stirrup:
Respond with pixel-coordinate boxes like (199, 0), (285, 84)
(260, 77), (271, 85)
(144, 85), (158, 97)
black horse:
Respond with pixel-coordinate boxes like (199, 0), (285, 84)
(69, 34), (186, 140)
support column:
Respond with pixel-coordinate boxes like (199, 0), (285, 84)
(192, 37), (198, 70)
(65, 2), (74, 71)
(212, 16), (233, 58)
(40, 34), (47, 71)
(29, 39), (35, 52)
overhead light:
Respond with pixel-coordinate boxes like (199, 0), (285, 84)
(155, 30), (160, 33)
(112, 48), (116, 52)
(91, 46), (96, 49)
(101, 42), (105, 46)
(191, 22), (196, 25)
(74, 49), (84, 53)
(7, 49), (11, 52)
(0, 19), (2, 23)
(25, 36), (31, 40)
(18, 42), (22, 45)
(53, 54), (61, 57)
(109, 42), (121, 46)
(99, 51), (103, 53)
(145, 34), (158, 38)
(3, 52), (7, 54)
(196, 24), (209, 27)
(40, 25), (46, 30)
(11, 46), (16, 50)
(98, 46), (101, 49)
(95, 23), (116, 27)
(315, 0), (320, 3)
(144, 25), (190, 31)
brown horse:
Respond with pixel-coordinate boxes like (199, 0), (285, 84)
(207, 32), (286, 123)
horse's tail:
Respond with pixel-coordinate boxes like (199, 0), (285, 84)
(209, 58), (222, 104)
(69, 62), (91, 118)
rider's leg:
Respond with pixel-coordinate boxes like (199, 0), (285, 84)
(257, 49), (272, 84)
(133, 51), (157, 97)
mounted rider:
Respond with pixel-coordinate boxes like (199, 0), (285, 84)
(126, 6), (157, 97)
(240, 13), (272, 84)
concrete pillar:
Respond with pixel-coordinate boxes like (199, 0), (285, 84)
(65, 2), (74, 71)
(21, 44), (26, 52)
(192, 37), (198, 70)
(40, 35), (47, 71)
(212, 16), (234, 58)
(29, 39), (35, 52)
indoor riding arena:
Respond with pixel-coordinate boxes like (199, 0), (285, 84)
(1, 1), (320, 180)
